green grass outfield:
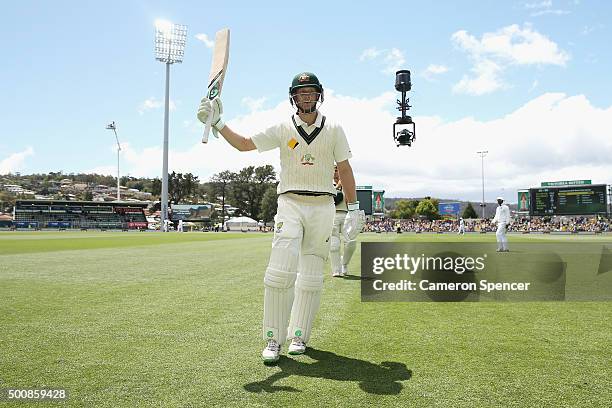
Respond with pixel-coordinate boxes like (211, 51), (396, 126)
(0, 231), (610, 407)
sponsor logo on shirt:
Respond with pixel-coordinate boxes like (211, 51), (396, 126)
(288, 137), (299, 149)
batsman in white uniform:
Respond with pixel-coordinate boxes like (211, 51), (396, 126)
(492, 196), (511, 252)
(197, 72), (365, 364)
(330, 166), (357, 277)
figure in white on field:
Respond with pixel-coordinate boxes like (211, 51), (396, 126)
(492, 196), (511, 252)
(458, 217), (465, 235)
(197, 72), (365, 364)
(329, 165), (357, 277)
(178, 219), (184, 233)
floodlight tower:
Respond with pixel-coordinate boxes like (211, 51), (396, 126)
(105, 121), (121, 200)
(477, 150), (488, 218)
(154, 20), (187, 231)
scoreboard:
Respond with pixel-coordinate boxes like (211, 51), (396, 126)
(529, 185), (607, 215)
(355, 186), (385, 216)
(357, 189), (373, 215)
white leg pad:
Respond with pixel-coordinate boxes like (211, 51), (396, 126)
(329, 235), (341, 272)
(288, 255), (324, 343)
(263, 246), (299, 343)
(329, 212), (345, 272)
(341, 239), (357, 266)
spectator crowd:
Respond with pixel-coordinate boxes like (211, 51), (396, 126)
(365, 216), (612, 233)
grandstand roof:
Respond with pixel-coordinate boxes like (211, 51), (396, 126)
(16, 199), (148, 207)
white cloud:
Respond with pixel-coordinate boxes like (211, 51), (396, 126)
(581, 25), (594, 35)
(452, 24), (569, 66)
(585, 53), (598, 64)
(241, 96), (268, 113)
(194, 33), (214, 48)
(422, 64), (449, 81)
(453, 59), (505, 95)
(182, 119), (206, 135)
(524, 0), (552, 9)
(383, 48), (405, 75)
(452, 24), (569, 95)
(0, 147), (34, 174)
(531, 9), (570, 16)
(360, 47), (406, 75)
(523, 0), (569, 16)
(581, 23), (604, 35)
(138, 97), (176, 115)
(360, 48), (378, 60)
(97, 92), (612, 203)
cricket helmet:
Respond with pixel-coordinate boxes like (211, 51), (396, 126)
(289, 72), (323, 95)
(289, 72), (324, 113)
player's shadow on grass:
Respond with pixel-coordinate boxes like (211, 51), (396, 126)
(342, 274), (374, 281)
(243, 348), (412, 395)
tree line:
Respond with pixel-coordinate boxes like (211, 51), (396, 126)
(2, 169), (480, 221)
(207, 165), (277, 223)
(1, 167), (279, 222)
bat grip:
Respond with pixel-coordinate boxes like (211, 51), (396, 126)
(201, 113), (213, 144)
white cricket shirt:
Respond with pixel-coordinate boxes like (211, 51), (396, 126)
(493, 204), (511, 224)
(251, 111), (352, 195)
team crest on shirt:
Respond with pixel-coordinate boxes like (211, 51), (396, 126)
(301, 153), (315, 166)
(275, 222), (283, 233)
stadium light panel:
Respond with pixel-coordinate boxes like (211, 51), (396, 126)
(155, 20), (187, 64)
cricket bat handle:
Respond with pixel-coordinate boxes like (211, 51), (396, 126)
(202, 113), (213, 144)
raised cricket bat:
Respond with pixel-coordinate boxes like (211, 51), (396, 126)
(202, 28), (230, 144)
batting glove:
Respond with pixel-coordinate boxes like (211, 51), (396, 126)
(197, 97), (226, 137)
(343, 202), (365, 241)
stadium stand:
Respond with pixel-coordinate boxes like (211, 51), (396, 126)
(0, 213), (12, 229)
(13, 200), (148, 230)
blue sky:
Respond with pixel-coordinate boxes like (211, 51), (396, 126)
(1, 0), (611, 202)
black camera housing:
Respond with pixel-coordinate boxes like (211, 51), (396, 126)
(395, 70), (412, 92)
(394, 70), (416, 147)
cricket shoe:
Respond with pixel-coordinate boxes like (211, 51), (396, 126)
(340, 264), (348, 276)
(332, 268), (342, 277)
(288, 337), (306, 355)
(262, 339), (280, 364)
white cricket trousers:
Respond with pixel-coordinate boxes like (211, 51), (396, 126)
(263, 193), (335, 344)
(496, 222), (508, 250)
